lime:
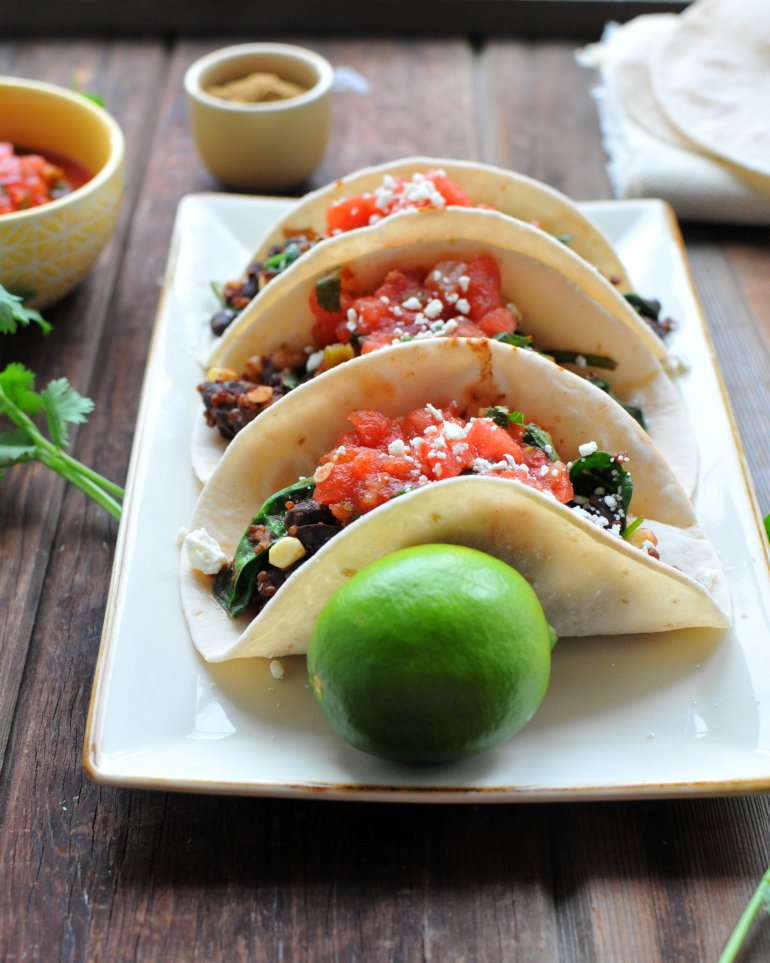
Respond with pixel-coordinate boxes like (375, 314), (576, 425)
(307, 544), (555, 764)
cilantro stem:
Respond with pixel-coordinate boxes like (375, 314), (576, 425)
(0, 381), (124, 520)
(38, 448), (123, 521)
(51, 447), (125, 499)
(719, 865), (770, 963)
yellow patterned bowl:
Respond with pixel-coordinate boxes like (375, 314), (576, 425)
(0, 77), (125, 309)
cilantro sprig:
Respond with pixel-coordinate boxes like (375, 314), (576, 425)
(0, 284), (51, 336)
(0, 363), (123, 520)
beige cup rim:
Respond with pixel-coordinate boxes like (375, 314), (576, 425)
(184, 43), (334, 113)
(0, 76), (125, 225)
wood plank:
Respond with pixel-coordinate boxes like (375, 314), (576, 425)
(479, 40), (612, 198)
(1, 34), (770, 963)
(0, 40), (167, 776)
(0, 1), (690, 40)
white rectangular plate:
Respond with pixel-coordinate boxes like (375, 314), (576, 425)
(84, 193), (770, 802)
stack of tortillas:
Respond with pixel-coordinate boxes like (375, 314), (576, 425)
(579, 0), (770, 223)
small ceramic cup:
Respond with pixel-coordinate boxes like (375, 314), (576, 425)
(0, 76), (125, 309)
(184, 43), (334, 193)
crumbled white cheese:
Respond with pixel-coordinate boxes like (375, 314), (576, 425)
(574, 355), (588, 368)
(269, 659), (285, 680)
(184, 528), (228, 575)
(578, 440), (598, 457)
(388, 438), (407, 456)
(305, 349), (324, 373)
(402, 296), (423, 311)
(423, 298), (444, 319)
(442, 421), (468, 441)
(456, 298), (471, 315)
(399, 172), (447, 207)
(458, 275), (470, 292)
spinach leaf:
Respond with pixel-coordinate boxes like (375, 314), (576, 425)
(215, 477), (316, 618)
(569, 450), (633, 533)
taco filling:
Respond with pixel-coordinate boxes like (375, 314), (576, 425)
(209, 167), (672, 338)
(199, 252), (645, 441)
(189, 402), (658, 621)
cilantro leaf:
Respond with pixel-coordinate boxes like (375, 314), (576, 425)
(0, 427), (38, 462)
(0, 285), (51, 336)
(0, 363), (44, 414)
(486, 405), (524, 428)
(0, 363), (123, 520)
(765, 514), (770, 544)
(40, 378), (95, 448)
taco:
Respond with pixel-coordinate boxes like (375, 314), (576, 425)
(181, 338), (730, 663)
(208, 156), (677, 339)
(194, 207), (696, 494)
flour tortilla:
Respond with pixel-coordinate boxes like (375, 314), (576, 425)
(181, 338), (730, 662)
(651, 0), (770, 179)
(244, 156), (634, 289)
(195, 208), (695, 494)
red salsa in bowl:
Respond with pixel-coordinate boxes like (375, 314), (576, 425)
(0, 142), (91, 215)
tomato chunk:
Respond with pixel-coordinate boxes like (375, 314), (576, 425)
(313, 404), (573, 519)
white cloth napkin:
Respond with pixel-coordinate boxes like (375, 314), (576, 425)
(578, 9), (770, 225)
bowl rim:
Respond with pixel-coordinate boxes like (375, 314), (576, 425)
(0, 75), (126, 226)
(183, 42), (334, 113)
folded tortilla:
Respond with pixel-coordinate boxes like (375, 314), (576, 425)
(243, 155), (635, 290)
(181, 338), (730, 662)
(195, 207), (695, 494)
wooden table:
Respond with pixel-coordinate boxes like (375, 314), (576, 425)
(1, 35), (769, 963)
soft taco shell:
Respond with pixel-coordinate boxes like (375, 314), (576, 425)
(181, 339), (729, 662)
(195, 207), (695, 493)
(246, 156), (635, 290)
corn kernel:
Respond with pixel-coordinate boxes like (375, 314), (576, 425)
(206, 366), (237, 382)
(268, 536), (307, 570)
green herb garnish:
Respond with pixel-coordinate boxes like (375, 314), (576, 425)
(210, 280), (226, 305)
(624, 292), (661, 321)
(214, 477), (316, 618)
(586, 375), (647, 431)
(719, 865), (770, 962)
(0, 284), (51, 336)
(622, 516), (645, 540)
(546, 350), (617, 371)
(0, 363), (123, 520)
(486, 406), (524, 429)
(315, 271), (342, 313)
(522, 424), (559, 462)
(263, 243), (302, 274)
(493, 331), (535, 349)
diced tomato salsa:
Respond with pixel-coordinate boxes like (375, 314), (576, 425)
(313, 404), (574, 522)
(325, 169), (475, 235)
(0, 142), (91, 215)
(309, 252), (520, 352)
